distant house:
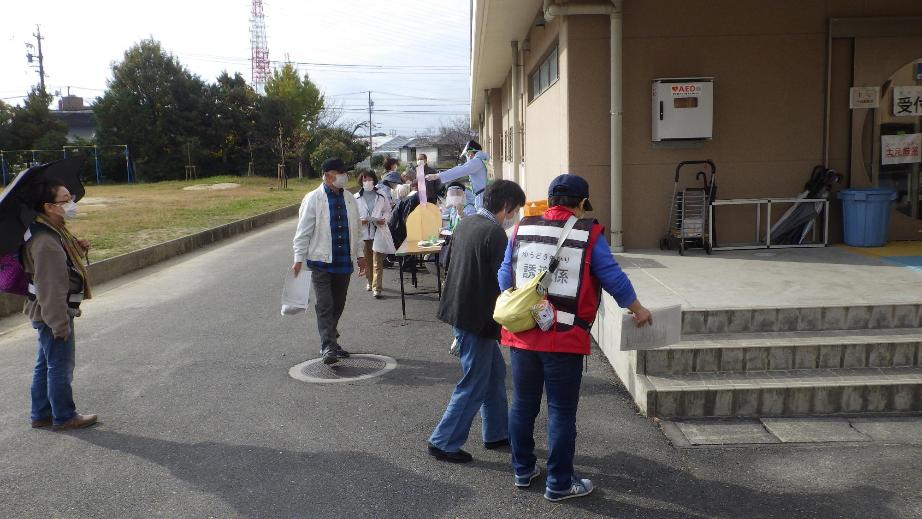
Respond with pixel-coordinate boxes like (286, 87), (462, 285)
(399, 137), (459, 166)
(51, 96), (96, 142)
(374, 136), (409, 159)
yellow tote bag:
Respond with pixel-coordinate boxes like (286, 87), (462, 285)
(493, 216), (577, 333)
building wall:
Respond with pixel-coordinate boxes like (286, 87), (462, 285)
(619, 0), (922, 248)
(565, 15), (612, 238)
(522, 15), (569, 203)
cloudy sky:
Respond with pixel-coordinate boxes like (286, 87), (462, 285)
(1, 0), (472, 137)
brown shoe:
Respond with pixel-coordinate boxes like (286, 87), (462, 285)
(31, 418), (52, 429)
(52, 413), (98, 431)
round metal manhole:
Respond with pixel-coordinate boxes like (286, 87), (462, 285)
(288, 354), (397, 383)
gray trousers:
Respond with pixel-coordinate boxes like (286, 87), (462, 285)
(310, 269), (352, 352)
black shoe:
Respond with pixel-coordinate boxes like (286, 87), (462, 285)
(483, 438), (510, 450)
(322, 349), (339, 365)
(334, 347), (351, 359)
(427, 443), (473, 463)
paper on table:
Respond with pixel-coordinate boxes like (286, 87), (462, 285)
(620, 305), (682, 350)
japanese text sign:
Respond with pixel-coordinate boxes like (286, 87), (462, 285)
(893, 86), (922, 117)
(881, 133), (922, 165)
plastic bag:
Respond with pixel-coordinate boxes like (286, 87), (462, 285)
(280, 268), (312, 316)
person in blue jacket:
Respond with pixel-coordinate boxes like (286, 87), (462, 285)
(426, 140), (491, 209)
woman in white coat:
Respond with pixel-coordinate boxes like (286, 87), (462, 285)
(355, 170), (398, 298)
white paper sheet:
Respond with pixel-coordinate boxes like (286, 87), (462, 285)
(620, 305), (682, 350)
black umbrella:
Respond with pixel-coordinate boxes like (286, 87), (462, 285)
(0, 156), (86, 254)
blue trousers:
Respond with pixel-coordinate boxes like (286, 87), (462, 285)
(30, 320), (77, 425)
(428, 328), (508, 453)
(509, 347), (583, 492)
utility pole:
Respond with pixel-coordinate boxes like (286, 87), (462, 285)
(32, 25), (46, 94)
(368, 91), (374, 164)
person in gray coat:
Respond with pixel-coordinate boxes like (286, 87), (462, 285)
(23, 181), (97, 430)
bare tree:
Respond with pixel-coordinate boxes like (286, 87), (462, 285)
(435, 117), (479, 158)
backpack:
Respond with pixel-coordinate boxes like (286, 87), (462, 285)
(0, 252), (28, 296)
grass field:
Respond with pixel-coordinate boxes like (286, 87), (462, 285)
(69, 175), (322, 260)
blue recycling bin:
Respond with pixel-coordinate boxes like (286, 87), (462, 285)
(837, 188), (897, 247)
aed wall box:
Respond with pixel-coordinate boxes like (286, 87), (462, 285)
(652, 78), (714, 142)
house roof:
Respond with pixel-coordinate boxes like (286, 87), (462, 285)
(401, 136), (452, 149)
(375, 136), (410, 152)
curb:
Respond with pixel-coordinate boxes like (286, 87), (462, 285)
(0, 203), (300, 318)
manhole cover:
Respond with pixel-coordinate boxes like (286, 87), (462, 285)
(288, 354), (397, 383)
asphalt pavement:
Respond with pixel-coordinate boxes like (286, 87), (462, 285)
(0, 219), (920, 518)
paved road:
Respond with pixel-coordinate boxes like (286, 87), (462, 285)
(0, 219), (920, 518)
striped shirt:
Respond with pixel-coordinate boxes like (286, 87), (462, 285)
(306, 184), (353, 274)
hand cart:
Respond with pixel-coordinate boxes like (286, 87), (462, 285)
(660, 160), (717, 255)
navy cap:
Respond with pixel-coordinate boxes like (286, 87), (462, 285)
(382, 171), (402, 185)
(548, 174), (593, 211)
(321, 158), (350, 173)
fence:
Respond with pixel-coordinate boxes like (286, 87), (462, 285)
(1, 145), (133, 186)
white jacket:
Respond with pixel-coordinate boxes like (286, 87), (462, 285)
(293, 184), (365, 264)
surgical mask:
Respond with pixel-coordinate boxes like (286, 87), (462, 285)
(502, 215), (518, 230)
(417, 159), (425, 167)
(362, 181), (374, 191)
(447, 195), (463, 206)
(62, 201), (78, 220)
(333, 173), (347, 188)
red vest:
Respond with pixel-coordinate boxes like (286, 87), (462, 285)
(500, 208), (604, 355)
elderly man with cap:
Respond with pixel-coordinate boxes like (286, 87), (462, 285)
(292, 158), (367, 365)
(426, 140), (491, 210)
(497, 173), (652, 501)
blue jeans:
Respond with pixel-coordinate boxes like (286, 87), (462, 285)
(30, 320), (77, 425)
(509, 347), (583, 492)
(428, 327), (508, 453)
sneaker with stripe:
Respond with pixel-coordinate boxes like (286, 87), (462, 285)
(514, 465), (542, 488)
(544, 477), (593, 502)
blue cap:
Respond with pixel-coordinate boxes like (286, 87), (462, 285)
(548, 174), (593, 210)
(382, 171), (402, 185)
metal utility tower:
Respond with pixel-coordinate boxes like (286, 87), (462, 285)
(249, 0), (270, 93)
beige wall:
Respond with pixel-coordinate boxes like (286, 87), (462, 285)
(566, 15), (612, 238)
(522, 15), (568, 203)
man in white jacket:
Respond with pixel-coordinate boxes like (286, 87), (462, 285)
(292, 158), (366, 365)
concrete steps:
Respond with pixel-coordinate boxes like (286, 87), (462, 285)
(638, 304), (922, 418)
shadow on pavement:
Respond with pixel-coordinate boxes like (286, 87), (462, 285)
(70, 429), (473, 518)
(377, 358), (460, 388)
(470, 451), (898, 518)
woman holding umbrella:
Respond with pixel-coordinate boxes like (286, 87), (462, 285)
(22, 180), (96, 430)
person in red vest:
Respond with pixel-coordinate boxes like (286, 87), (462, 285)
(497, 173), (652, 502)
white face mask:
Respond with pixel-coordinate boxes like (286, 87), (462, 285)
(417, 159), (425, 167)
(502, 213), (518, 230)
(363, 181), (375, 191)
(333, 173), (348, 188)
(62, 201), (78, 220)
(447, 195), (463, 206)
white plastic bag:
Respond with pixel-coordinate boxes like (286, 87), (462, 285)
(280, 268), (312, 316)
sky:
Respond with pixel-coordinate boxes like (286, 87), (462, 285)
(1, 0), (472, 137)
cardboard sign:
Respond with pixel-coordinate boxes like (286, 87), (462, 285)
(619, 305), (682, 351)
(881, 133), (922, 165)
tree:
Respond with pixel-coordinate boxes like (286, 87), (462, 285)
(308, 125), (369, 174)
(204, 72), (259, 173)
(0, 99), (14, 150)
(94, 39), (208, 181)
(435, 117), (479, 160)
(260, 63), (324, 176)
(4, 88), (68, 151)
